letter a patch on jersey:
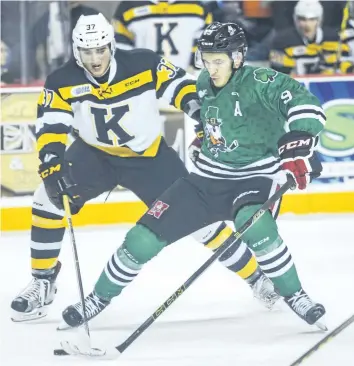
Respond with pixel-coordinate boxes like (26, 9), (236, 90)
(148, 200), (170, 219)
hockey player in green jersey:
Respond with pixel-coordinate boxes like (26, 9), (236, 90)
(60, 22), (327, 346)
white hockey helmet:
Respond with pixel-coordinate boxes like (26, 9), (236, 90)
(72, 13), (116, 69)
(294, 0), (323, 20)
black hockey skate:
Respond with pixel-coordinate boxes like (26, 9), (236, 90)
(58, 291), (110, 330)
(284, 289), (327, 330)
(11, 261), (62, 322)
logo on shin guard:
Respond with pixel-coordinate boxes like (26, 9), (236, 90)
(252, 237), (269, 248)
(147, 200), (169, 219)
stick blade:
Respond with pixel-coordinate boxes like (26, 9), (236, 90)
(57, 340), (121, 360)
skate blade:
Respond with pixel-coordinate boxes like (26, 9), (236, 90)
(57, 320), (72, 331)
(11, 309), (48, 322)
(315, 321), (328, 331)
(58, 341), (121, 360)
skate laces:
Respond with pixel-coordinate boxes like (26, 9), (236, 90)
(287, 290), (314, 316)
(74, 293), (106, 319)
(253, 275), (278, 305)
(18, 278), (49, 307)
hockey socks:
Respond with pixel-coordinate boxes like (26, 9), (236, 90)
(95, 224), (167, 300)
(234, 205), (301, 296)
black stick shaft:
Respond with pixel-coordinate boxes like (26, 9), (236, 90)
(289, 314), (354, 366)
(63, 196), (91, 339)
(115, 176), (294, 353)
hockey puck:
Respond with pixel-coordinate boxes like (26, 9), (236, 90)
(54, 349), (69, 356)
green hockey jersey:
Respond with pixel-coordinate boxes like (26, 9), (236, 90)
(195, 65), (326, 179)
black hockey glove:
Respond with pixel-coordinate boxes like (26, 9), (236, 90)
(278, 131), (322, 190)
(38, 157), (81, 211)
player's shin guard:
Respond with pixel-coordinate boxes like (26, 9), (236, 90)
(234, 205), (301, 297)
(30, 183), (66, 273)
(31, 211), (65, 272)
(61, 224), (167, 328)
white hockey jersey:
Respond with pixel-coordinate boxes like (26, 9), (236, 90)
(36, 48), (198, 160)
(112, 0), (212, 70)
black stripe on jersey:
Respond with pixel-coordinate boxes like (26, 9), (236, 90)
(32, 226), (65, 243)
(63, 81), (155, 105)
(31, 248), (60, 259)
(170, 80), (197, 110)
(32, 208), (64, 221)
(292, 54), (320, 61)
(36, 122), (70, 138)
(198, 155), (280, 173)
(125, 12), (205, 26)
(196, 163), (281, 179)
(38, 105), (74, 118)
(258, 246), (288, 267)
(288, 108), (326, 121)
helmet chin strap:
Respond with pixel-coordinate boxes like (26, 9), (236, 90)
(78, 52), (115, 82)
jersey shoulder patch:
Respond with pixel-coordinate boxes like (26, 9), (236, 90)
(253, 67), (278, 84)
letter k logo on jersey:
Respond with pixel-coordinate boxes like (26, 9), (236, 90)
(147, 200), (170, 219)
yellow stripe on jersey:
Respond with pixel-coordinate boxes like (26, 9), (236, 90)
(32, 215), (65, 229)
(340, 60), (354, 73)
(36, 133), (68, 152)
(123, 3), (205, 22)
(58, 70), (153, 101)
(87, 134), (162, 158)
(37, 90), (72, 112)
(174, 84), (196, 110)
(322, 41), (349, 52)
(270, 50), (296, 67)
(31, 257), (58, 270)
(112, 19), (135, 41)
(205, 12), (213, 24)
(285, 45), (318, 57)
(236, 256), (258, 279)
(205, 226), (233, 250)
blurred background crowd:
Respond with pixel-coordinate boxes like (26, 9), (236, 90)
(1, 0), (354, 86)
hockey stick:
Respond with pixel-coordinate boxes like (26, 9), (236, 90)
(54, 175), (295, 358)
(62, 195), (91, 344)
(289, 313), (354, 366)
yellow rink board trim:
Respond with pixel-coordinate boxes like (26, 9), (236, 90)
(1, 191), (354, 231)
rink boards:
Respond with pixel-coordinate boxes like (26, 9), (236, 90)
(1, 75), (354, 231)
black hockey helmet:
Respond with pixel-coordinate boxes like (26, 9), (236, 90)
(195, 22), (248, 68)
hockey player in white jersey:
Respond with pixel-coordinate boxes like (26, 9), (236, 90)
(112, 1), (212, 70)
(10, 13), (279, 323)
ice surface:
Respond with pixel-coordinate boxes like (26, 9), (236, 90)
(1, 214), (353, 366)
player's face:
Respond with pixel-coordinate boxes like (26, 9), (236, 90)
(296, 17), (319, 39)
(79, 45), (111, 77)
(202, 53), (233, 87)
